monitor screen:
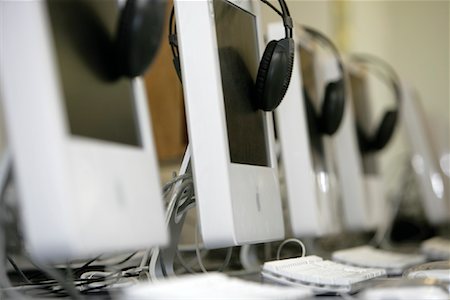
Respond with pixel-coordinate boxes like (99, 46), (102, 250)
(213, 0), (269, 167)
(47, 0), (141, 147)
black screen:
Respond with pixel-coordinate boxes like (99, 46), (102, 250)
(47, 0), (141, 146)
(213, 0), (269, 167)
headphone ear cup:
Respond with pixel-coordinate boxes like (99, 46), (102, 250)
(356, 124), (371, 153)
(319, 79), (345, 135)
(116, 0), (166, 77)
(303, 88), (320, 136)
(255, 38), (294, 111)
(371, 110), (398, 151)
(255, 40), (277, 108)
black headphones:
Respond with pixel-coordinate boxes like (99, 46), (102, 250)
(169, 0), (294, 112)
(116, 0), (167, 77)
(300, 26), (346, 136)
(350, 54), (401, 153)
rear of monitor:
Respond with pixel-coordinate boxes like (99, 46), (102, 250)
(175, 0), (284, 248)
(269, 23), (341, 237)
(0, 0), (168, 263)
(401, 83), (450, 225)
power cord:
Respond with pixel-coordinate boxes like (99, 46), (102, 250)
(276, 238), (307, 260)
(194, 222), (233, 274)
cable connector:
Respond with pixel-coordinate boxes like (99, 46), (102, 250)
(283, 16), (293, 29)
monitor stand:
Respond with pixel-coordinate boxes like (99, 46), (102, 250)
(150, 147), (264, 276)
(149, 146), (194, 278)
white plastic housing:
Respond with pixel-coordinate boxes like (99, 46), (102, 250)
(269, 22), (341, 236)
(174, 0), (284, 248)
(402, 83), (450, 224)
(0, 1), (168, 263)
(331, 62), (373, 231)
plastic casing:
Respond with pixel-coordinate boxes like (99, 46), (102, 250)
(347, 63), (394, 230)
(174, 0), (284, 248)
(331, 62), (373, 231)
(269, 23), (342, 236)
(402, 83), (450, 224)
(0, 1), (168, 263)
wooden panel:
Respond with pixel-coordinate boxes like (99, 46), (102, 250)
(144, 1), (187, 161)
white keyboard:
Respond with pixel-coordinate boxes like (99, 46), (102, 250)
(360, 285), (449, 300)
(421, 237), (450, 260)
(262, 255), (385, 294)
(332, 246), (425, 275)
(120, 273), (313, 299)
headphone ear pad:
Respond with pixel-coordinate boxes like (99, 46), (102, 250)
(303, 88), (319, 131)
(116, 0), (166, 77)
(356, 124), (371, 153)
(371, 110), (398, 151)
(319, 79), (345, 135)
(255, 38), (294, 111)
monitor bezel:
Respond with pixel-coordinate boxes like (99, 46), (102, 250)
(175, 0), (284, 248)
(270, 22), (342, 236)
(0, 0), (168, 262)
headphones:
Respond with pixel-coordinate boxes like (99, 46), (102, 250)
(350, 54), (401, 153)
(300, 26), (346, 136)
(116, 0), (167, 77)
(169, 0), (295, 112)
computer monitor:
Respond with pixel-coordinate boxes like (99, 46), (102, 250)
(268, 23), (341, 237)
(0, 0), (168, 263)
(347, 64), (389, 230)
(174, 0), (284, 248)
(329, 63), (374, 232)
(401, 83), (450, 225)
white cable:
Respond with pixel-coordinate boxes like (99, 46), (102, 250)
(148, 247), (161, 282)
(339, 292), (358, 300)
(0, 147), (11, 197)
(148, 178), (194, 280)
(194, 222), (208, 273)
(0, 147), (29, 300)
(276, 238), (306, 260)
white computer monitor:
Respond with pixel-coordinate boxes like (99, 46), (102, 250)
(401, 83), (450, 225)
(268, 23), (341, 237)
(0, 0), (168, 263)
(329, 63), (374, 232)
(347, 64), (388, 230)
(174, 0), (284, 248)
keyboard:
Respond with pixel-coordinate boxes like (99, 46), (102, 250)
(120, 273), (313, 299)
(360, 283), (449, 300)
(405, 261), (450, 285)
(262, 255), (385, 294)
(332, 246), (426, 275)
(421, 237), (450, 260)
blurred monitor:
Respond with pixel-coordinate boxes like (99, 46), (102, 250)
(401, 84), (450, 225)
(174, 0), (284, 248)
(269, 23), (342, 236)
(329, 59), (373, 232)
(0, 0), (167, 262)
(347, 65), (388, 229)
